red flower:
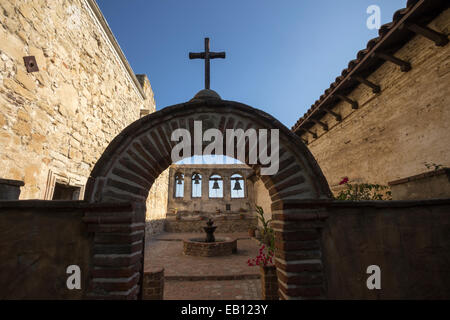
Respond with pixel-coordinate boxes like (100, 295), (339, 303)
(247, 244), (275, 267)
(339, 177), (349, 185)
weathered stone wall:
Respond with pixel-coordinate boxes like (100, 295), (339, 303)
(165, 216), (257, 233)
(0, 0), (167, 231)
(145, 168), (169, 237)
(167, 164), (255, 215)
(0, 0), (155, 200)
(299, 9), (450, 193)
(253, 178), (272, 228)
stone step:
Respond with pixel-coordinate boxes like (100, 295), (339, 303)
(164, 274), (260, 281)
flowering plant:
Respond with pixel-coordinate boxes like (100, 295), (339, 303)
(254, 205), (275, 250)
(247, 244), (274, 267)
(336, 177), (392, 200)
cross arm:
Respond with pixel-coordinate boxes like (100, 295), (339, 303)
(210, 52), (226, 59)
(189, 52), (205, 59)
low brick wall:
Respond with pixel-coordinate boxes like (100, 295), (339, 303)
(165, 217), (257, 233)
(183, 238), (237, 257)
(261, 266), (279, 300)
(271, 199), (450, 300)
(142, 268), (164, 300)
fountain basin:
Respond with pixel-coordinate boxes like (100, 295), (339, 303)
(183, 237), (237, 257)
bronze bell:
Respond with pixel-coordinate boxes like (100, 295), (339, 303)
(193, 174), (200, 185)
(233, 180), (242, 191)
(212, 180), (220, 189)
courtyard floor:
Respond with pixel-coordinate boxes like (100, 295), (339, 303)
(144, 232), (262, 300)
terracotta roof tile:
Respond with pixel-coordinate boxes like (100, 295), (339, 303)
(292, 0), (448, 132)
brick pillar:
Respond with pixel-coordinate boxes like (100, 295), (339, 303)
(271, 201), (329, 300)
(142, 267), (164, 300)
(83, 202), (146, 300)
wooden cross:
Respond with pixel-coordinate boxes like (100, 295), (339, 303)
(189, 38), (225, 90)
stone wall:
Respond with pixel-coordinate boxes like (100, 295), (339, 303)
(0, 0), (155, 200)
(167, 164), (255, 216)
(252, 177), (272, 228)
(0, 0), (168, 233)
(145, 168), (169, 237)
(183, 238), (237, 257)
(299, 9), (450, 193)
(165, 216), (257, 233)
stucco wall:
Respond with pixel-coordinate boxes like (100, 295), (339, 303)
(389, 168), (450, 200)
(0, 201), (92, 299)
(321, 200), (450, 299)
(300, 9), (450, 193)
(0, 0), (155, 199)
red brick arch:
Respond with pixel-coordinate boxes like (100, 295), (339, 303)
(83, 97), (332, 300)
(85, 99), (330, 203)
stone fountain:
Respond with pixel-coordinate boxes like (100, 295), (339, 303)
(204, 218), (217, 242)
(182, 219), (237, 257)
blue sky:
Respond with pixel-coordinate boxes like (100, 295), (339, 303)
(97, 0), (406, 129)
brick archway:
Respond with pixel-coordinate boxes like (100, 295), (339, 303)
(84, 95), (332, 300)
